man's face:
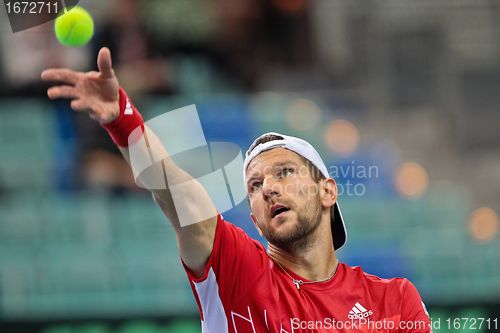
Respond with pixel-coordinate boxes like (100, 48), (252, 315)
(246, 148), (324, 250)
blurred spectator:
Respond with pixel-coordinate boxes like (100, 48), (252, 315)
(209, 0), (314, 90)
(0, 20), (90, 96)
(141, 0), (314, 91)
(93, 0), (171, 96)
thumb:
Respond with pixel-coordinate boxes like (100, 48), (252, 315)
(97, 47), (114, 79)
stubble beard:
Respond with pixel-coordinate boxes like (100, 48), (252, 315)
(262, 193), (323, 253)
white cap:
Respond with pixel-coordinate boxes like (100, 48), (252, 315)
(243, 132), (347, 250)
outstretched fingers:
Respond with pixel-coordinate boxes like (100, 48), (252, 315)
(70, 99), (89, 111)
(97, 47), (114, 79)
(47, 85), (79, 100)
(41, 68), (80, 85)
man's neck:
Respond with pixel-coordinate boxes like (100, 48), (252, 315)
(267, 220), (338, 281)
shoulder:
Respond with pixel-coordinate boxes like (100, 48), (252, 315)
(340, 263), (430, 328)
(219, 216), (266, 250)
(342, 263), (411, 295)
(215, 216), (268, 262)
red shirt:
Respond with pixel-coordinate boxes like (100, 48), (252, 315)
(183, 215), (432, 333)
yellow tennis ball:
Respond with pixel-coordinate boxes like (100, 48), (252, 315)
(54, 6), (94, 47)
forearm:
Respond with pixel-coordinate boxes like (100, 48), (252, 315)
(117, 121), (217, 274)
(117, 128), (217, 230)
(103, 87), (217, 227)
(105, 89), (217, 274)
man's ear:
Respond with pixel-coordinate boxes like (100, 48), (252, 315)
(250, 213), (264, 237)
(320, 178), (338, 208)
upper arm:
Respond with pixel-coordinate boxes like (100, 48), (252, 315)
(182, 215), (268, 303)
(153, 191), (217, 277)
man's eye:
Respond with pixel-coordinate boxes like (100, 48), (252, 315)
(250, 182), (262, 191)
(279, 168), (294, 177)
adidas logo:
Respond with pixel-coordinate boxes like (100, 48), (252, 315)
(124, 99), (133, 115)
(348, 302), (373, 319)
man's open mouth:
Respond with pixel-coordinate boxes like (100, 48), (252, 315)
(271, 204), (290, 218)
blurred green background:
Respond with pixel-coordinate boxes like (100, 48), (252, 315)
(1, 0), (499, 332)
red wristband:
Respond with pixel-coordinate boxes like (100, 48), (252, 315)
(101, 87), (145, 147)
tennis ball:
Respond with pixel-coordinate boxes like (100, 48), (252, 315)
(54, 6), (94, 47)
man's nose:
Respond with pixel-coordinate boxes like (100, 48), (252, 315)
(262, 176), (281, 199)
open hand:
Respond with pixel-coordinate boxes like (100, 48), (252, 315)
(41, 47), (120, 124)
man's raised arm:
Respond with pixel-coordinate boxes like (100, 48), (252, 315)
(41, 47), (217, 277)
